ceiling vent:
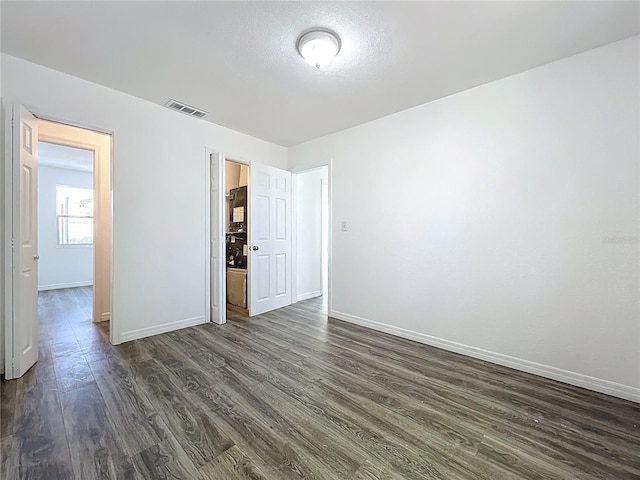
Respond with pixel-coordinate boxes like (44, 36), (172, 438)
(164, 100), (208, 118)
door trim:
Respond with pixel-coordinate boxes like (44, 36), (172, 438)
(204, 148), (213, 324)
(205, 149), (228, 325)
(2, 102), (15, 375)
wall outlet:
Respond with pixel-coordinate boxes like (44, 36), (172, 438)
(341, 221), (348, 232)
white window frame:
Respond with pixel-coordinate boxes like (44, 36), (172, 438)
(56, 184), (94, 246)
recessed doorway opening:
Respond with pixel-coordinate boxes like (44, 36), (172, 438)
(293, 165), (329, 312)
(37, 141), (108, 348)
(37, 120), (113, 349)
(38, 119), (113, 343)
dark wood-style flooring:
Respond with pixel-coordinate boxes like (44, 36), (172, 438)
(1, 287), (639, 479)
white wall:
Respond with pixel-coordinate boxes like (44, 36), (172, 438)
(294, 167), (328, 302)
(1, 53), (288, 354)
(38, 165), (94, 290)
(289, 36), (640, 401)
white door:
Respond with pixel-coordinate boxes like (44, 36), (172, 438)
(5, 105), (39, 379)
(250, 164), (292, 315)
(210, 152), (226, 324)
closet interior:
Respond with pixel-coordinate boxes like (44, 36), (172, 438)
(225, 160), (249, 313)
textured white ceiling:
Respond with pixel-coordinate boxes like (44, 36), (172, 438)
(39, 142), (94, 172)
(2, 1), (638, 146)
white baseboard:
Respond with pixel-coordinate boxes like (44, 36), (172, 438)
(329, 310), (640, 403)
(38, 281), (92, 291)
(97, 311), (110, 322)
(296, 290), (322, 302)
(119, 316), (206, 343)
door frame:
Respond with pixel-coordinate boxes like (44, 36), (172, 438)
(205, 153), (333, 321)
(291, 162), (333, 313)
(3, 107), (115, 376)
(2, 102), (12, 375)
(36, 119), (113, 337)
(205, 148), (252, 323)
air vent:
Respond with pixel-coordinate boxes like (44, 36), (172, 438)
(164, 100), (208, 119)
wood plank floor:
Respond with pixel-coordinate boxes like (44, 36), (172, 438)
(1, 287), (639, 479)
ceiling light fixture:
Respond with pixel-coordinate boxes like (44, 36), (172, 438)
(297, 29), (341, 68)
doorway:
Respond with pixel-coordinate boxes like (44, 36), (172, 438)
(224, 159), (250, 321)
(36, 140), (106, 346)
(293, 165), (329, 312)
(208, 152), (293, 325)
(3, 107), (113, 380)
(38, 119), (112, 338)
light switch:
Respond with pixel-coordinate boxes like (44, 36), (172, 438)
(341, 221), (348, 232)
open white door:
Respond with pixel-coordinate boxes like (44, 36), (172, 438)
(249, 164), (292, 316)
(5, 105), (39, 379)
(210, 152), (226, 325)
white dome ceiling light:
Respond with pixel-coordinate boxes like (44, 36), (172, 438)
(297, 29), (341, 68)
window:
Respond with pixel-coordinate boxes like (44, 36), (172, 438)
(56, 186), (94, 245)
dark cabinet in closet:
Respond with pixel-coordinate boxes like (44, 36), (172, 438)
(226, 185), (247, 269)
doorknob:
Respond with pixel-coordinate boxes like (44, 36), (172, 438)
(34, 255), (40, 260)
(252, 246), (259, 251)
